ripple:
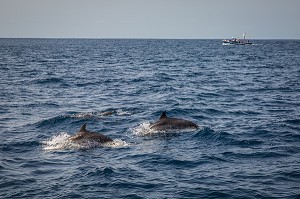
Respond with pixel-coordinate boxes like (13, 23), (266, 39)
(84, 167), (115, 177)
(33, 77), (65, 85)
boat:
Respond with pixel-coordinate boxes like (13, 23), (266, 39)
(222, 33), (252, 45)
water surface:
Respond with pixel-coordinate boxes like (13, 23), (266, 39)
(1, 39), (300, 198)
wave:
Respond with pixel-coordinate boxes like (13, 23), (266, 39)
(32, 77), (66, 85)
(193, 127), (263, 147)
(35, 115), (71, 128)
(35, 109), (131, 127)
(222, 150), (289, 159)
(285, 119), (300, 125)
(83, 167), (115, 177)
(2, 140), (40, 153)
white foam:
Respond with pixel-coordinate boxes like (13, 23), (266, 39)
(71, 112), (95, 119)
(104, 139), (130, 147)
(42, 132), (81, 150)
(116, 109), (131, 116)
(132, 122), (157, 136)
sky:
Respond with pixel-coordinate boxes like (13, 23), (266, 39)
(0, 0), (300, 39)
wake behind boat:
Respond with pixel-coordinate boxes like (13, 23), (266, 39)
(222, 33), (252, 45)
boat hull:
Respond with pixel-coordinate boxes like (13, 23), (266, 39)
(222, 41), (252, 45)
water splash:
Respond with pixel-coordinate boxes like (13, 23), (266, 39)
(131, 122), (155, 136)
(41, 132), (80, 150)
(115, 109), (131, 116)
(105, 139), (130, 147)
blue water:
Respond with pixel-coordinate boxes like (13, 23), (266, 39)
(1, 39), (300, 198)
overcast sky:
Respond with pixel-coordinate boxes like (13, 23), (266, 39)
(0, 0), (299, 39)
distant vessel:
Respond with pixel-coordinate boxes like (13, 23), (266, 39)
(222, 33), (252, 45)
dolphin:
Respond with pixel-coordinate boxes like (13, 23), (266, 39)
(101, 111), (115, 116)
(150, 111), (199, 131)
(69, 123), (113, 143)
(72, 111), (116, 119)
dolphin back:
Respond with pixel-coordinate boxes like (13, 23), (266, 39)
(150, 111), (199, 131)
(69, 123), (113, 143)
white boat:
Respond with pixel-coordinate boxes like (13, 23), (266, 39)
(222, 33), (252, 45)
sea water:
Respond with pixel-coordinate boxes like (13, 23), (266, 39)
(1, 39), (300, 198)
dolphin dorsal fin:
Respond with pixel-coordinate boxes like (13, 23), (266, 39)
(159, 111), (168, 119)
(79, 123), (87, 132)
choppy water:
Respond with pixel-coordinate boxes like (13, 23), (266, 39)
(1, 39), (300, 198)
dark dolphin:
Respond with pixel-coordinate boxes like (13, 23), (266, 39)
(69, 123), (113, 143)
(150, 111), (199, 131)
(72, 111), (116, 119)
(101, 111), (115, 116)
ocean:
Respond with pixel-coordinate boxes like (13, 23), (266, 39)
(1, 39), (300, 198)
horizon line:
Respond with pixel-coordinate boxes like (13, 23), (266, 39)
(0, 37), (299, 40)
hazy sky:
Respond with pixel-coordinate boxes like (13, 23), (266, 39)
(1, 0), (299, 39)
